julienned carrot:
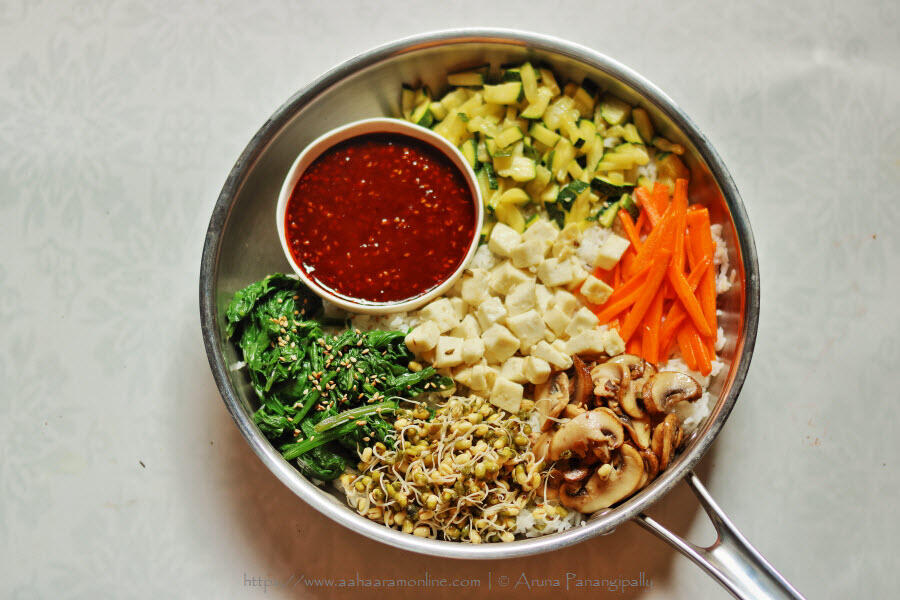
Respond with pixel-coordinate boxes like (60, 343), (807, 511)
(620, 250), (672, 342)
(594, 266), (614, 286)
(635, 186), (664, 227)
(668, 267), (713, 338)
(593, 260), (652, 309)
(618, 210), (642, 251)
(657, 255), (711, 355)
(613, 261), (622, 287)
(632, 212), (675, 274)
(635, 210), (648, 236)
(676, 326), (697, 370)
(687, 208), (717, 338)
(620, 246), (637, 279)
(627, 336), (642, 356)
(670, 180), (688, 273)
(642, 284), (665, 363)
(687, 323), (712, 375)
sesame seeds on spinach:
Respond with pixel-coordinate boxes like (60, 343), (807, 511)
(225, 273), (450, 481)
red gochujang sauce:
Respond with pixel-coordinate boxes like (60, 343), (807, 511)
(284, 133), (476, 304)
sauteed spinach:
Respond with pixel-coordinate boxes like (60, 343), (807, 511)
(225, 274), (450, 480)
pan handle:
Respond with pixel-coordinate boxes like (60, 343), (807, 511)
(634, 471), (805, 600)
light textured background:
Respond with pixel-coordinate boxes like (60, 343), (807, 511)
(1, 1), (898, 598)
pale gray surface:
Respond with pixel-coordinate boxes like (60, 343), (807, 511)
(1, 1), (898, 599)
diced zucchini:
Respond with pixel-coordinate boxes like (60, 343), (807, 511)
(524, 213), (540, 229)
(498, 188), (530, 205)
(483, 82), (524, 105)
(447, 67), (487, 87)
(566, 159), (584, 181)
(410, 101), (433, 127)
(652, 136), (685, 155)
(476, 139), (490, 163)
(622, 123), (643, 144)
(494, 202), (526, 233)
(551, 138), (575, 182)
(483, 162), (499, 190)
(457, 92), (485, 119)
(476, 169), (492, 200)
(619, 193), (639, 219)
(555, 180), (590, 210)
(590, 175), (635, 196)
(632, 108), (654, 144)
(520, 62), (538, 104)
(432, 112), (467, 146)
(520, 86), (554, 120)
(597, 201), (620, 228)
(440, 88), (469, 110)
(485, 138), (512, 158)
(413, 87), (431, 106)
(538, 67), (560, 95)
(542, 95), (575, 130)
(572, 85), (596, 115)
(495, 126), (524, 149)
(497, 156), (537, 182)
(529, 122), (560, 147)
(501, 68), (522, 82)
(429, 101), (448, 121)
(599, 95), (631, 125)
(562, 82), (578, 98)
(401, 85), (416, 118)
(459, 138), (477, 169)
(565, 190), (592, 227)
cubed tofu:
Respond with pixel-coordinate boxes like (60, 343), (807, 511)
(552, 289), (579, 314)
(450, 296), (468, 320)
(535, 284), (554, 313)
(565, 306), (600, 338)
(460, 268), (490, 304)
(543, 306), (571, 337)
(522, 219), (559, 250)
(524, 356), (551, 384)
(475, 296), (507, 331)
(489, 376), (523, 413)
(461, 337), (485, 364)
(530, 340), (573, 370)
(481, 324), (520, 362)
(467, 364), (490, 391)
(552, 223), (580, 259)
(567, 259), (589, 289)
(419, 298), (459, 333)
(489, 222), (522, 257)
(536, 257), (575, 287)
(565, 329), (607, 356)
(580, 275), (614, 305)
(505, 279), (536, 316)
(601, 328), (626, 356)
(510, 239), (546, 269)
(500, 356), (528, 383)
(594, 233), (630, 270)
(405, 320), (440, 355)
(432, 336), (464, 368)
(507, 309), (547, 350)
(489, 261), (530, 295)
(451, 314), (481, 339)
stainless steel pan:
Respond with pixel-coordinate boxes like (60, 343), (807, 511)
(199, 29), (802, 599)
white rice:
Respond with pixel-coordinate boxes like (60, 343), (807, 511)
(710, 224), (734, 294)
(514, 504), (585, 538)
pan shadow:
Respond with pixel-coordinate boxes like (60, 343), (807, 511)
(175, 322), (723, 599)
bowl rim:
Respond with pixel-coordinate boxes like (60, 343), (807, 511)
(200, 28), (760, 560)
(275, 117), (484, 315)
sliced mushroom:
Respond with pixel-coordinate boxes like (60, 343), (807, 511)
(642, 371), (702, 415)
(561, 463), (592, 484)
(571, 355), (593, 408)
(534, 372), (570, 432)
(638, 449), (660, 488)
(590, 361), (629, 404)
(560, 444), (645, 512)
(563, 403), (587, 419)
(609, 356), (655, 418)
(617, 413), (653, 449)
(548, 408), (624, 461)
(651, 414), (680, 470)
(606, 354), (645, 379)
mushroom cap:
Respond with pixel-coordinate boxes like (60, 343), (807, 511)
(534, 371), (570, 432)
(548, 407), (624, 461)
(617, 412), (652, 449)
(642, 371), (702, 415)
(571, 355), (593, 408)
(560, 444), (645, 513)
(651, 413), (680, 470)
(590, 361), (628, 402)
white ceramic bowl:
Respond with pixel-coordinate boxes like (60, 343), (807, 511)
(275, 117), (483, 315)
